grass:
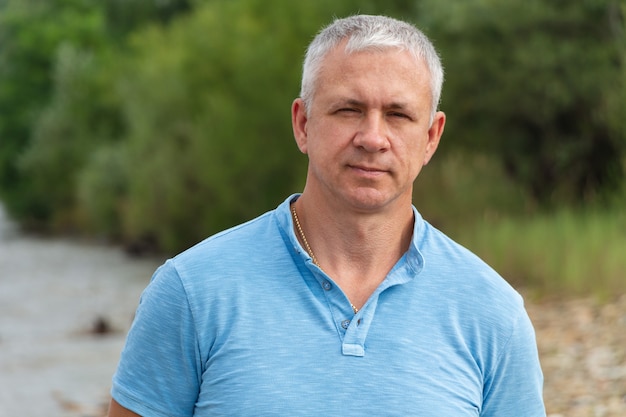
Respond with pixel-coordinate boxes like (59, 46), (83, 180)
(455, 207), (626, 301)
(414, 151), (626, 301)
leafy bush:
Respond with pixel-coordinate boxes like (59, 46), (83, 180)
(109, 0), (380, 252)
(18, 43), (121, 230)
(2, 0), (624, 259)
(0, 0), (107, 225)
(77, 143), (129, 237)
(421, 0), (625, 205)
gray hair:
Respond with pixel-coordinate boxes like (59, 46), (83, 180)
(300, 15), (444, 122)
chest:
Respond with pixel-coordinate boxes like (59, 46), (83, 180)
(192, 298), (483, 416)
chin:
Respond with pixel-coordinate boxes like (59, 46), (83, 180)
(344, 190), (397, 213)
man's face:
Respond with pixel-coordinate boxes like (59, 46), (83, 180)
(292, 43), (445, 213)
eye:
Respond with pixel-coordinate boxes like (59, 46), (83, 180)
(388, 111), (411, 120)
(338, 107), (360, 114)
(333, 107), (361, 118)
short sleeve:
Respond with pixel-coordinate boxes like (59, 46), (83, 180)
(481, 309), (546, 416)
(111, 260), (202, 417)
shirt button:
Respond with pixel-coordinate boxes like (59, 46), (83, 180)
(322, 281), (332, 291)
(341, 320), (351, 329)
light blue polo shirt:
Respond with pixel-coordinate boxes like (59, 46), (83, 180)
(111, 194), (545, 416)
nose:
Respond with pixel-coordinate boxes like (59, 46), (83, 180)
(352, 113), (390, 153)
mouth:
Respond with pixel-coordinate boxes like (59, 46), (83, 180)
(348, 164), (388, 176)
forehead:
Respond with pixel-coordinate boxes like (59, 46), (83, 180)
(314, 44), (432, 105)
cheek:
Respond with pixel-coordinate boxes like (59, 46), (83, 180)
(310, 125), (350, 156)
(400, 141), (429, 177)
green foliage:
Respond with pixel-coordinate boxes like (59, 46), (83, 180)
(77, 143), (129, 236)
(102, 0), (192, 40)
(415, 151), (626, 300)
(0, 0), (107, 225)
(413, 151), (532, 232)
(18, 43), (123, 230)
(456, 205), (626, 300)
(0, 0), (412, 250)
(1, 0), (624, 274)
(0, 0), (196, 231)
(114, 0), (381, 252)
(420, 0), (626, 205)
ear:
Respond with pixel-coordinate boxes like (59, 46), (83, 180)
(423, 111), (446, 166)
(291, 98), (309, 154)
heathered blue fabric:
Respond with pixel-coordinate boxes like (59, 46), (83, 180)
(111, 194), (545, 416)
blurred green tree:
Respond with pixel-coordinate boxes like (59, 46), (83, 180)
(420, 0), (625, 205)
(112, 0), (390, 252)
(0, 0), (105, 226)
(0, 0), (194, 230)
(103, 0), (192, 40)
(0, 0), (414, 249)
(18, 42), (124, 231)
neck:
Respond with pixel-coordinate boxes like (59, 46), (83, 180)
(292, 192), (414, 308)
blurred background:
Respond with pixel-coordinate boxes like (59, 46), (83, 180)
(0, 0), (624, 416)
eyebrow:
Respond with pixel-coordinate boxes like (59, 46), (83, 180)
(331, 98), (363, 108)
(387, 102), (412, 111)
(333, 98), (412, 110)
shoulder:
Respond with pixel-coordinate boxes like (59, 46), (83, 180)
(146, 201), (299, 308)
(415, 217), (526, 325)
(182, 208), (277, 255)
(417, 219), (500, 275)
(170, 208), (282, 275)
(167, 195), (300, 285)
(413, 219), (541, 378)
(421, 219), (518, 287)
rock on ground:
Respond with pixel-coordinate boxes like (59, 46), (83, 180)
(526, 293), (626, 417)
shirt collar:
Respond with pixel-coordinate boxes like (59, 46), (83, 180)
(275, 194), (424, 276)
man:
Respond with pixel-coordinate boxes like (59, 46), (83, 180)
(108, 15), (545, 416)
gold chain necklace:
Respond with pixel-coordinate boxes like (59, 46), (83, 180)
(291, 203), (359, 314)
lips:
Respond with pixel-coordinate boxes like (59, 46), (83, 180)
(349, 164), (388, 175)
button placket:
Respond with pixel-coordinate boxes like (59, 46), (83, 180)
(310, 271), (379, 357)
(341, 298), (379, 357)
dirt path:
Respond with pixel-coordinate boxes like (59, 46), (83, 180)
(526, 294), (626, 416)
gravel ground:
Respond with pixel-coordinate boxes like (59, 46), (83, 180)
(526, 293), (626, 417)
